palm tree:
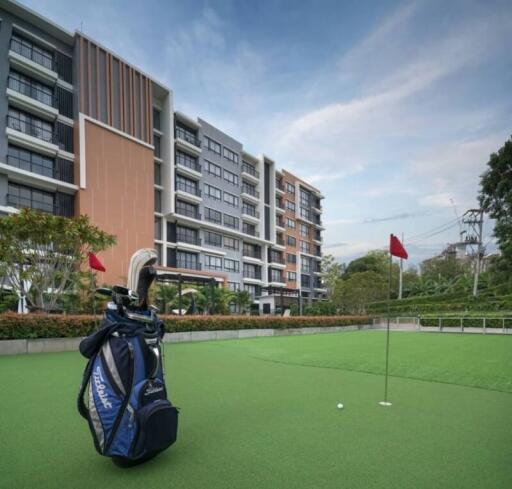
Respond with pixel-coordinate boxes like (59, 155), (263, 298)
(196, 285), (234, 314)
(232, 289), (252, 315)
(154, 283), (178, 314)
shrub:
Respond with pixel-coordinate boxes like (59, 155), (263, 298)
(0, 313), (370, 340)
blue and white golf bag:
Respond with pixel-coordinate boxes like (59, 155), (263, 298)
(77, 249), (178, 466)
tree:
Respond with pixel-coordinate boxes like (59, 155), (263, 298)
(196, 285), (233, 314)
(232, 289), (252, 314)
(420, 255), (470, 283)
(154, 283), (178, 314)
(344, 250), (389, 277)
(332, 271), (387, 314)
(479, 136), (512, 283)
(0, 209), (116, 312)
(319, 254), (344, 297)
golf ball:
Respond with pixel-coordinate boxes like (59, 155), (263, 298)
(337, 403), (344, 409)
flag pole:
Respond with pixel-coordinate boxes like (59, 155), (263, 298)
(379, 234), (393, 407)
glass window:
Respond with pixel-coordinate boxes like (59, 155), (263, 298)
(205, 254), (223, 271)
(286, 200), (296, 212)
(224, 236), (239, 250)
(287, 253), (297, 264)
(177, 251), (200, 270)
(228, 281), (240, 292)
(176, 151), (198, 171)
(223, 169), (239, 186)
(224, 213), (239, 230)
(154, 134), (161, 158)
(154, 189), (162, 212)
(300, 223), (309, 238)
(153, 108), (161, 131)
(175, 199), (198, 219)
(270, 269), (283, 283)
(300, 240), (309, 253)
(223, 147), (239, 164)
(287, 271), (297, 281)
(204, 136), (221, 155)
(286, 218), (296, 229)
(154, 216), (162, 240)
(204, 230), (222, 247)
(204, 183), (222, 201)
(223, 191), (239, 207)
(176, 225), (199, 245)
(285, 182), (295, 194)
(154, 162), (161, 186)
(204, 159), (222, 178)
(287, 235), (296, 247)
(205, 207), (222, 224)
(224, 258), (240, 273)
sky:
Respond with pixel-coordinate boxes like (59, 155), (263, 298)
(23, 0), (512, 266)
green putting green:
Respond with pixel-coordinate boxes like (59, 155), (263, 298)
(0, 331), (511, 489)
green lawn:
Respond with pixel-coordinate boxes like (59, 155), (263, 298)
(0, 331), (511, 489)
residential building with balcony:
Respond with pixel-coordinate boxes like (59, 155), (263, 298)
(0, 1), (326, 313)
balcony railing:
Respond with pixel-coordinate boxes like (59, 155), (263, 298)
(242, 162), (259, 178)
(176, 180), (201, 197)
(176, 233), (201, 246)
(8, 76), (53, 107)
(7, 115), (56, 145)
(175, 126), (201, 148)
(243, 248), (262, 259)
(275, 198), (284, 209)
(6, 154), (74, 183)
(243, 269), (262, 280)
(177, 259), (202, 271)
(7, 193), (53, 213)
(276, 237), (285, 246)
(242, 184), (259, 198)
(242, 225), (259, 237)
(275, 180), (285, 191)
(242, 206), (259, 218)
(175, 205), (201, 220)
(176, 152), (201, 172)
(276, 218), (285, 227)
(10, 37), (54, 71)
(269, 254), (285, 264)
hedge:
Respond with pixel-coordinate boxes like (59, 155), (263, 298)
(0, 313), (371, 340)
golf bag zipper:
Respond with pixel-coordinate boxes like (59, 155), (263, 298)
(103, 340), (134, 454)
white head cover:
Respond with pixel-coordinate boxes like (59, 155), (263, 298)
(127, 248), (158, 293)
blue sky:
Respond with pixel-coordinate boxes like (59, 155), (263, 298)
(25, 0), (512, 265)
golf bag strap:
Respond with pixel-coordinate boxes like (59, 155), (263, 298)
(77, 354), (96, 420)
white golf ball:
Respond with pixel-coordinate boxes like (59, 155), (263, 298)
(337, 403), (344, 409)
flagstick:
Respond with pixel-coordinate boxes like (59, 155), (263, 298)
(379, 235), (393, 407)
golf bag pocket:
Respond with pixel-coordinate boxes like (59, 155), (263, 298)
(132, 400), (178, 459)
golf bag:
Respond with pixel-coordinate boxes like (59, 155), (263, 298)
(77, 249), (178, 466)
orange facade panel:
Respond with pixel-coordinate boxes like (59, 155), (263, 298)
(77, 120), (154, 284)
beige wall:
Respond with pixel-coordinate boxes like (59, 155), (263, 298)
(77, 120), (154, 285)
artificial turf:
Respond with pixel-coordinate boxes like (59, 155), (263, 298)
(0, 331), (511, 489)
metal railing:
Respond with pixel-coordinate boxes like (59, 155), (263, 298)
(175, 205), (201, 220)
(175, 126), (201, 148)
(242, 225), (259, 237)
(275, 180), (285, 191)
(176, 233), (201, 246)
(242, 184), (259, 198)
(7, 193), (53, 214)
(176, 259), (202, 271)
(7, 114), (56, 144)
(242, 206), (260, 218)
(10, 37), (54, 71)
(175, 180), (201, 197)
(242, 162), (259, 178)
(243, 269), (262, 280)
(6, 154), (74, 183)
(269, 254), (285, 264)
(8, 76), (53, 107)
(243, 248), (261, 259)
(176, 152), (201, 172)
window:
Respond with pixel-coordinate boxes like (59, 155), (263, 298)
(286, 218), (296, 229)
(223, 169), (239, 186)
(243, 242), (261, 259)
(7, 107), (54, 143)
(7, 182), (54, 214)
(224, 258), (240, 273)
(300, 207), (312, 221)
(300, 188), (310, 207)
(177, 251), (200, 270)
(204, 183), (222, 201)
(243, 222), (257, 236)
(176, 151), (199, 171)
(175, 199), (198, 219)
(270, 269), (283, 283)
(224, 213), (239, 230)
(242, 182), (258, 197)
(204, 159), (222, 178)
(154, 134), (161, 158)
(176, 174), (199, 196)
(224, 236), (239, 250)
(175, 124), (199, 146)
(287, 235), (296, 247)
(287, 253), (297, 264)
(155, 243), (162, 266)
(154, 216), (162, 240)
(204, 230), (222, 247)
(300, 240), (309, 253)
(286, 200), (296, 212)
(285, 182), (295, 194)
(243, 263), (261, 279)
(228, 281), (240, 292)
(153, 108), (161, 131)
(302, 256), (312, 273)
(301, 274), (311, 288)
(8, 71), (53, 106)
(7, 145), (53, 178)
(176, 226), (199, 245)
(10, 34), (53, 70)
(269, 251), (283, 263)
(154, 162), (161, 186)
(154, 189), (162, 213)
(224, 191), (239, 207)
(287, 271), (297, 281)
(205, 254), (223, 271)
(205, 207), (222, 225)
(300, 223), (309, 238)
(244, 283), (258, 298)
(223, 147), (239, 164)
(204, 136), (221, 155)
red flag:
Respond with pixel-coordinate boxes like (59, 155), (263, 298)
(88, 252), (106, 272)
(389, 234), (408, 259)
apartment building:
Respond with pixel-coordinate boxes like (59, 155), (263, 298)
(0, 1), (326, 313)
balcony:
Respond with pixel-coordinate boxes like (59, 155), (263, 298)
(176, 180), (201, 198)
(7, 114), (56, 145)
(243, 248), (262, 259)
(276, 236), (285, 246)
(242, 224), (259, 237)
(242, 205), (260, 221)
(6, 154), (74, 184)
(7, 192), (74, 217)
(175, 205), (201, 220)
(10, 37), (53, 71)
(175, 151), (202, 178)
(243, 269), (262, 280)
(7, 76), (59, 121)
(176, 260), (202, 271)
(269, 254), (285, 265)
(242, 184), (259, 199)
(275, 180), (285, 193)
(276, 217), (285, 228)
(176, 233), (201, 246)
(175, 126), (201, 148)
(242, 162), (259, 178)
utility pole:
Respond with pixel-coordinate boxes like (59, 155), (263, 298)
(398, 232), (404, 300)
(461, 210), (484, 297)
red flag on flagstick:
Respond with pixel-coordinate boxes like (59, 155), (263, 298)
(88, 252), (106, 272)
(390, 234), (408, 260)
